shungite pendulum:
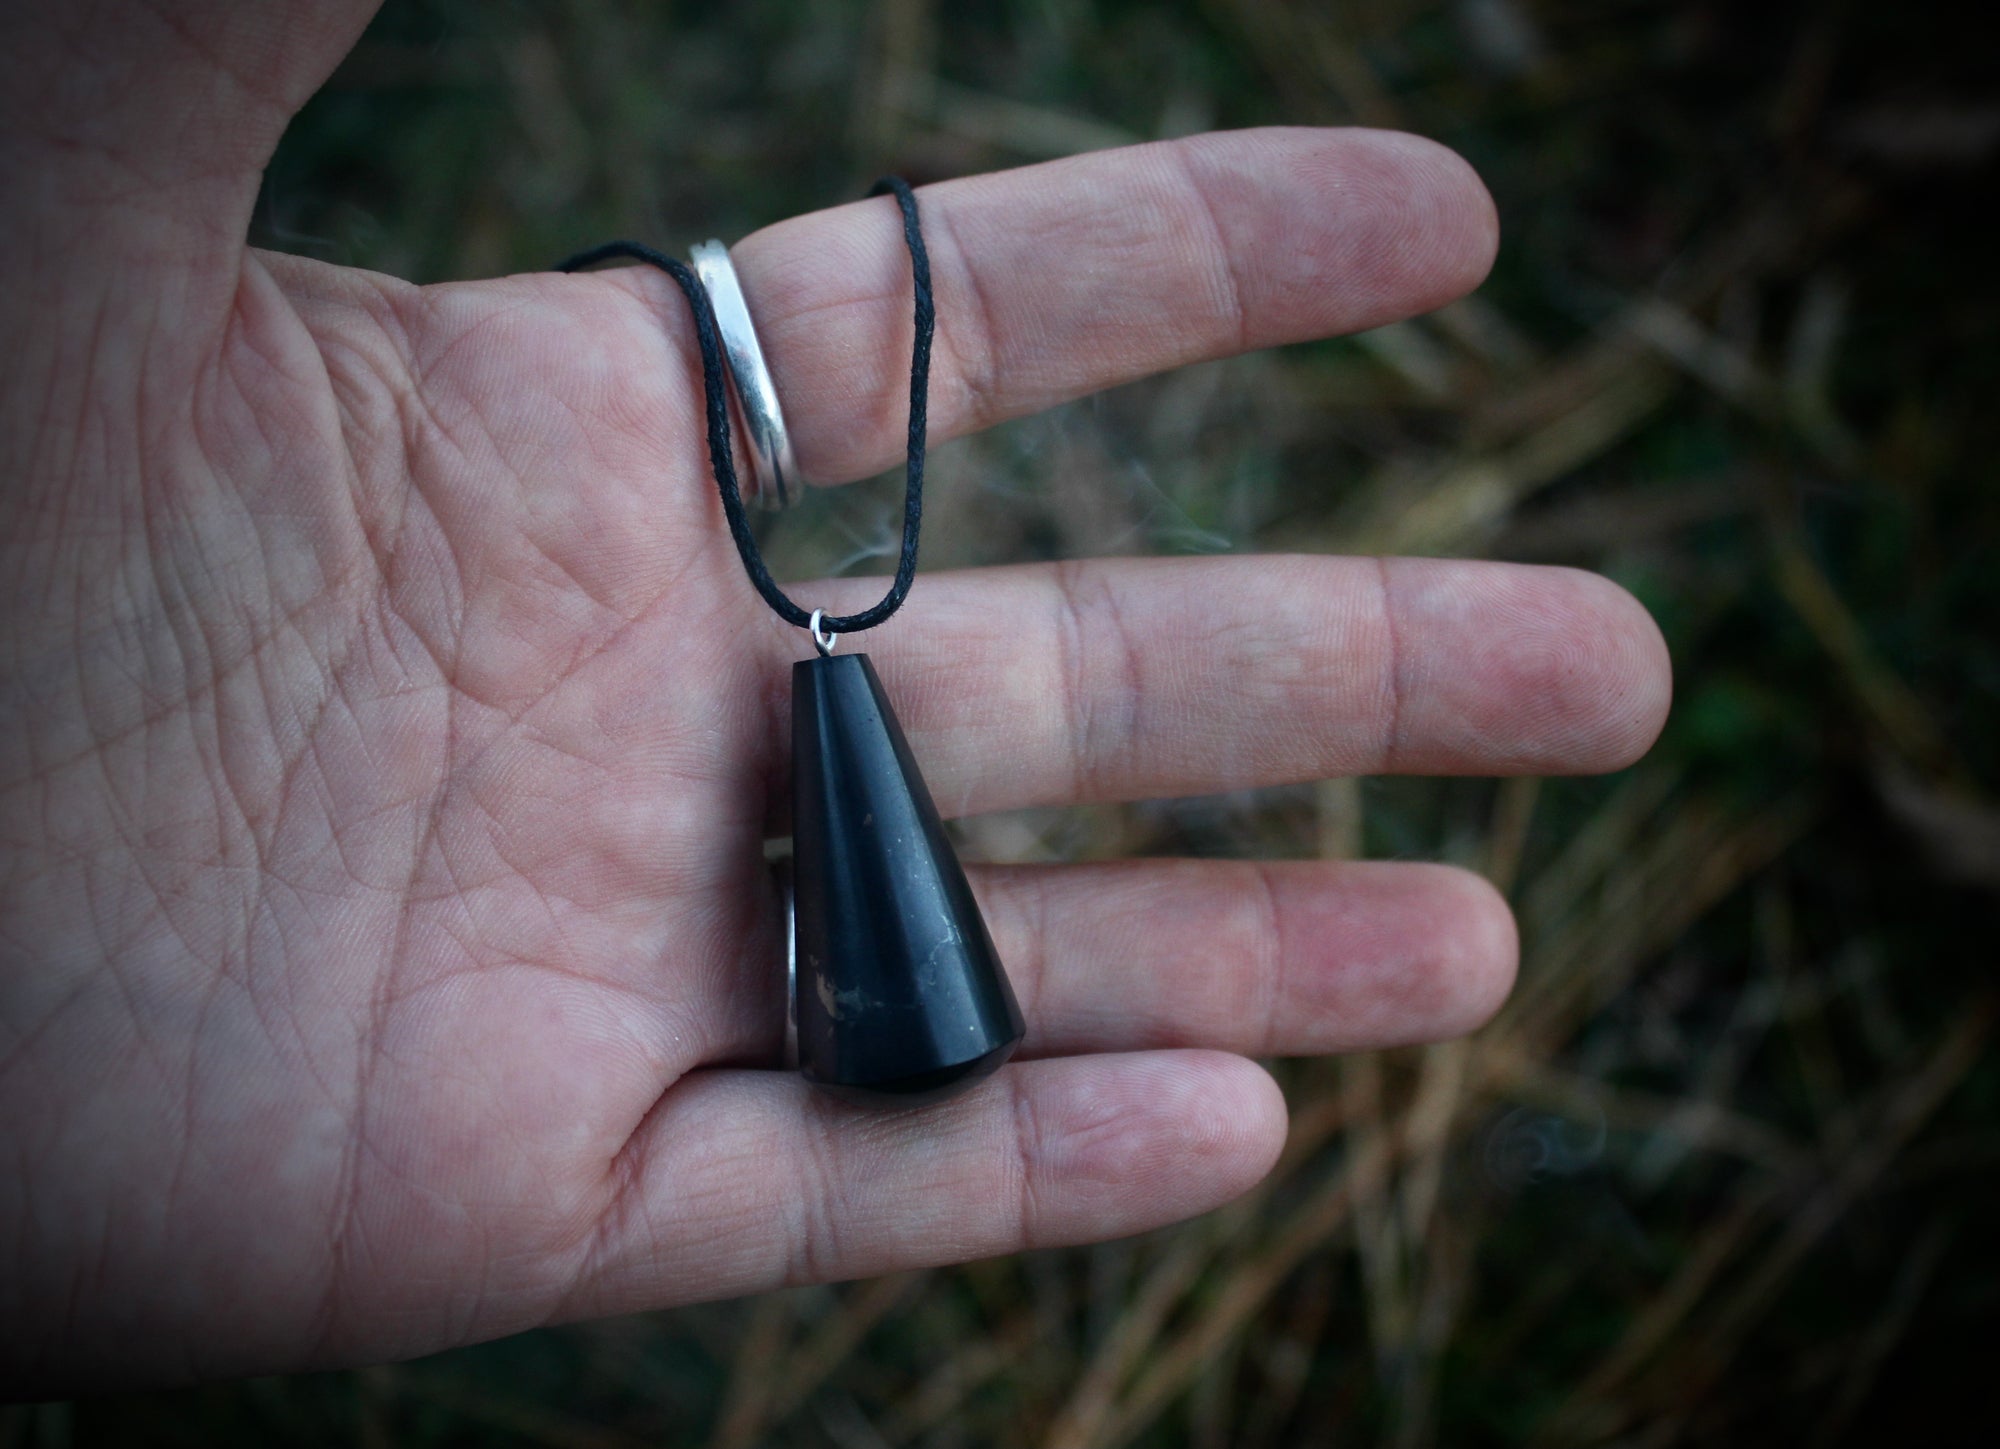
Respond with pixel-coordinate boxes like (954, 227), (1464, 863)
(790, 650), (1024, 1104)
(560, 175), (1021, 1103)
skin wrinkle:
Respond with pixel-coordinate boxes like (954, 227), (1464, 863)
(1170, 143), (1254, 356)
(152, 633), (266, 979)
(296, 285), (438, 572)
(13, 534), (318, 791)
(670, 1110), (783, 1286)
(214, 297), (326, 456)
(89, 748), (204, 1013)
(619, 1096), (744, 1274)
(223, 593), (336, 871)
(787, 1096), (850, 1288)
(198, 361), (351, 648)
(371, 490), (465, 696)
(1073, 562), (1142, 805)
(1050, 557), (1098, 809)
(1374, 555), (1409, 772)
(518, 404), (647, 617)
(315, 599), (460, 1359)
(286, 664), (436, 892)
(7, 566), (470, 804)
(563, 1106), (656, 1312)
(926, 193), (1005, 439)
(526, 267), (719, 469)
(246, 887), (361, 1112)
(370, 305), (712, 724)
(1020, 867), (1057, 1051)
(1249, 862), (1290, 1058)
(352, 292), (477, 632)
(257, 642), (362, 867)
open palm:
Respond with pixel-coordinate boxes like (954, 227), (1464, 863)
(0, 1), (1669, 1393)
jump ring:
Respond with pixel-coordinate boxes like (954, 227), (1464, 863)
(689, 239), (802, 510)
(808, 608), (838, 657)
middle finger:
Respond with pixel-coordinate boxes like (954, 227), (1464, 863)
(763, 552), (1671, 818)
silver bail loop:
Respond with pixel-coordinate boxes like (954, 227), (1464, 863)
(808, 608), (838, 658)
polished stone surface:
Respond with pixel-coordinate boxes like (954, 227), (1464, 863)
(791, 653), (1025, 1104)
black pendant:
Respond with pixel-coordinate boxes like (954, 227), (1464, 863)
(791, 652), (1025, 1105)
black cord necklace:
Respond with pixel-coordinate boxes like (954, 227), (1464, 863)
(556, 178), (930, 638)
(558, 180), (1025, 1105)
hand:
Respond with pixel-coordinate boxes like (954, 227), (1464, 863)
(0, 2), (1669, 1394)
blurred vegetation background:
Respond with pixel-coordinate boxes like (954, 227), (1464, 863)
(14, 0), (1998, 1443)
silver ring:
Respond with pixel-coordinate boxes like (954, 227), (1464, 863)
(690, 239), (801, 510)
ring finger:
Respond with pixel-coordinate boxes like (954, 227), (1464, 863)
(703, 856), (1517, 1066)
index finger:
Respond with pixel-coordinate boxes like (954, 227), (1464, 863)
(593, 127), (1498, 485)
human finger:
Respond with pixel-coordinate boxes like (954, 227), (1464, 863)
(582, 126), (1496, 485)
(981, 859), (1516, 1058)
(1, 2), (381, 258)
(700, 859), (1515, 1068)
(564, 1050), (1284, 1317)
(757, 554), (1671, 818)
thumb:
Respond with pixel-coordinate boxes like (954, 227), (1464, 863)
(0, 2), (381, 536)
(0, 1), (382, 284)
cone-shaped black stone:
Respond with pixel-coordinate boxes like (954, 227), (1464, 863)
(792, 652), (1025, 1104)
